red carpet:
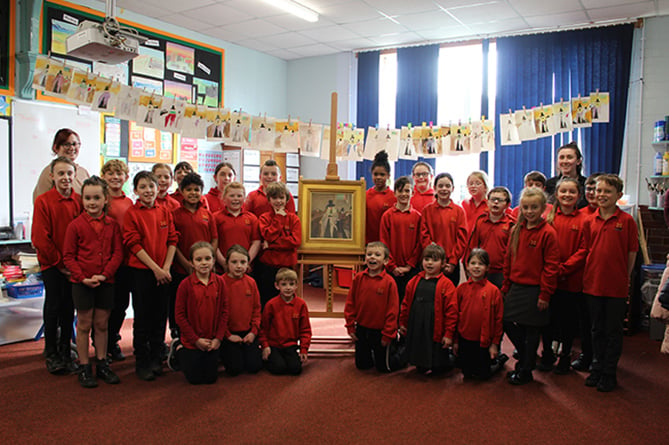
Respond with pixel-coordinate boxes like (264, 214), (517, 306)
(1, 315), (668, 444)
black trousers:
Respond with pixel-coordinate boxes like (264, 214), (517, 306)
(391, 267), (418, 305)
(487, 272), (504, 290)
(41, 267), (74, 355)
(168, 271), (188, 338)
(576, 294), (593, 360)
(541, 289), (579, 360)
(220, 331), (263, 376)
(354, 325), (390, 372)
(266, 346), (302, 375)
(458, 337), (493, 379)
(444, 265), (460, 286)
(177, 347), (219, 384)
(504, 321), (541, 373)
(130, 268), (169, 368)
(254, 261), (281, 309)
(107, 265), (132, 348)
(587, 294), (627, 376)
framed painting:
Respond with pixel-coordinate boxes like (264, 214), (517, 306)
(298, 178), (366, 254)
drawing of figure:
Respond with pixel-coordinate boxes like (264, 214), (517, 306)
(52, 70), (64, 94)
(304, 129), (313, 153)
(591, 96), (600, 120)
(320, 200), (338, 238)
(575, 103), (586, 123)
(86, 83), (95, 103)
(425, 133), (435, 154)
(97, 85), (111, 109)
(403, 138), (413, 156)
(77, 79), (87, 102)
(39, 64), (50, 88)
(506, 116), (514, 141)
(144, 101), (156, 124)
(213, 116), (224, 138)
(455, 129), (464, 151)
(538, 112), (548, 133)
(558, 105), (568, 129)
(162, 105), (177, 127)
(231, 119), (243, 142)
(337, 207), (351, 239)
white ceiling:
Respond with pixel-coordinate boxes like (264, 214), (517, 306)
(105, 0), (668, 60)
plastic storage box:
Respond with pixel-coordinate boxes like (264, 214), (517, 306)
(6, 281), (44, 299)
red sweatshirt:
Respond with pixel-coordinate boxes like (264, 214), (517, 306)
(63, 213), (123, 283)
(411, 188), (435, 213)
(172, 203), (217, 274)
(107, 193), (133, 226)
(501, 220), (560, 302)
(365, 187), (396, 244)
(465, 213), (515, 273)
(379, 206), (422, 271)
(400, 272), (458, 342)
(259, 295), (312, 354)
(420, 201), (468, 265)
(204, 187), (225, 214)
(222, 273), (261, 335)
(583, 208), (638, 298)
(462, 197), (488, 232)
(456, 278), (503, 347)
(215, 209), (260, 255)
(31, 187), (82, 270)
(551, 208), (588, 293)
(156, 194), (180, 213)
(244, 187), (296, 218)
(175, 273), (229, 350)
(258, 210), (301, 267)
(344, 269), (399, 344)
(122, 201), (179, 270)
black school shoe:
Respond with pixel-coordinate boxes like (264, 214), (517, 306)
(585, 371), (602, 387)
(108, 343), (126, 362)
(596, 374), (617, 392)
(136, 366), (156, 381)
(553, 356), (571, 375)
(167, 339), (182, 372)
(45, 353), (67, 375)
(507, 369), (534, 385)
(536, 353), (555, 372)
(96, 359), (120, 384)
(571, 353), (592, 372)
(78, 364), (98, 388)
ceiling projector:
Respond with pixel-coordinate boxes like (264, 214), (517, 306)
(66, 18), (146, 65)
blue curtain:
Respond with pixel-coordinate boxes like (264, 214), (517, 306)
(495, 24), (633, 205)
(355, 51), (379, 186)
(395, 45), (439, 178)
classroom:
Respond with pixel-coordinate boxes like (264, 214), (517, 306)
(1, 0), (669, 443)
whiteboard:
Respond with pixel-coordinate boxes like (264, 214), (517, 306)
(0, 117), (9, 227)
(11, 99), (101, 224)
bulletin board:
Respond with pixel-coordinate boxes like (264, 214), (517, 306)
(127, 121), (174, 164)
(0, 0), (15, 95)
(39, 0), (224, 106)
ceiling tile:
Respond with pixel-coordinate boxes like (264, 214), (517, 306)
(223, 0), (283, 18)
(507, 0), (585, 16)
(288, 44), (341, 58)
(363, 0), (440, 16)
(658, 0), (669, 15)
(524, 10), (591, 28)
(220, 19), (288, 38)
(261, 32), (318, 48)
(415, 25), (476, 41)
(368, 31), (424, 46)
(182, 4), (253, 27)
(205, 26), (252, 43)
(394, 10), (460, 31)
(263, 13), (337, 31)
(342, 18), (407, 37)
(266, 48), (303, 60)
(448, 2), (523, 24)
(467, 17), (531, 35)
(232, 38), (280, 53)
(328, 37), (377, 51)
(116, 1), (176, 19)
(316, 1), (382, 24)
(581, 0), (643, 8)
(587, 1), (656, 20)
(153, 0), (217, 14)
(160, 13), (216, 31)
(299, 25), (363, 42)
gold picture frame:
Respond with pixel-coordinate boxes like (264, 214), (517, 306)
(298, 178), (366, 254)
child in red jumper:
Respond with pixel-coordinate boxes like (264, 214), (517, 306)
(123, 171), (178, 381)
(172, 242), (229, 384)
(151, 163), (180, 212)
(455, 248), (505, 380)
(260, 268), (311, 375)
(170, 173), (218, 340)
(510, 171), (553, 219)
(220, 245), (263, 375)
(63, 176), (123, 387)
(244, 159), (296, 218)
(582, 174), (638, 392)
(380, 176), (422, 303)
(205, 162), (235, 213)
(539, 177), (588, 374)
(410, 162), (435, 212)
(101, 159), (133, 361)
(170, 161), (194, 203)
(366, 150), (396, 244)
(400, 244), (457, 374)
(462, 171), (489, 231)
(465, 186), (515, 289)
(257, 181), (301, 307)
(420, 172), (468, 286)
(502, 187), (560, 385)
(345, 242), (399, 372)
(32, 156), (82, 374)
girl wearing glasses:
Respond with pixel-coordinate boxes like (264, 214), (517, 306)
(33, 128), (91, 202)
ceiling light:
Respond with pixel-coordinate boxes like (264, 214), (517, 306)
(260, 0), (319, 23)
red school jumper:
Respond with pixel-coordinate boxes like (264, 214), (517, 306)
(62, 213), (124, 283)
(419, 200), (468, 266)
(344, 269), (399, 344)
(222, 274), (261, 335)
(122, 201), (179, 270)
(258, 210), (301, 268)
(259, 296), (312, 354)
(175, 273), (230, 350)
(365, 187), (396, 244)
(582, 208), (638, 298)
(411, 188), (435, 213)
(107, 193), (133, 226)
(156, 194), (180, 213)
(379, 206), (422, 272)
(204, 187), (225, 214)
(456, 278), (503, 347)
(400, 272), (458, 342)
(32, 188), (82, 270)
(465, 213), (515, 274)
(461, 197), (488, 232)
(551, 208), (588, 292)
(215, 208), (260, 255)
(501, 220), (560, 302)
(172, 203), (218, 274)
(244, 187), (296, 218)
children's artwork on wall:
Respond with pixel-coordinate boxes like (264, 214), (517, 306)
(273, 120), (300, 153)
(50, 19), (77, 56)
(439, 125), (451, 154)
(481, 119), (495, 152)
(299, 123), (322, 158)
(93, 61), (129, 85)
(91, 78), (121, 112)
(589, 91), (609, 123)
(345, 128), (365, 161)
(469, 121), (482, 153)
(252, 116), (276, 151)
(65, 69), (96, 105)
(421, 126), (442, 158)
(399, 126), (418, 160)
(449, 123), (468, 153)
(514, 108), (537, 141)
(32, 55), (57, 92)
(320, 125), (331, 160)
(571, 97), (592, 128)
(500, 113), (520, 146)
(166, 42), (195, 75)
(192, 77), (219, 107)
(364, 127), (400, 161)
(163, 80), (191, 102)
(136, 93), (163, 128)
(205, 107), (230, 141)
(41, 63), (73, 99)
(133, 46), (165, 79)
(229, 112), (252, 148)
(180, 103), (207, 139)
(114, 85), (140, 121)
(131, 75), (163, 95)
(156, 97), (185, 132)
(533, 105), (555, 136)
(553, 100), (573, 132)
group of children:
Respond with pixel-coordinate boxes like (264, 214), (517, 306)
(31, 137), (637, 392)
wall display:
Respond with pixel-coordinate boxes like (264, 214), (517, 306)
(589, 91), (610, 123)
(500, 113), (521, 146)
(0, 0), (15, 96)
(299, 123), (322, 158)
(571, 96), (592, 128)
(127, 121), (174, 164)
